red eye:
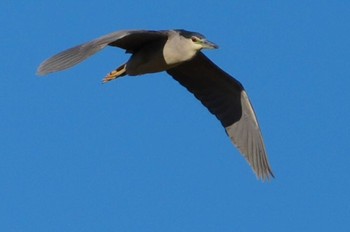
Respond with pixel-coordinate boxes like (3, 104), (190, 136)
(191, 37), (198, 42)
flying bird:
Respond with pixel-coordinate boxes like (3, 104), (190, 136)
(37, 29), (274, 180)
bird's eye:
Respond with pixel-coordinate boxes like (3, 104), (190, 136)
(191, 37), (199, 43)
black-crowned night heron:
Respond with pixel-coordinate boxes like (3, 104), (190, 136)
(37, 29), (274, 180)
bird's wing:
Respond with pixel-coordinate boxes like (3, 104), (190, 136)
(37, 30), (167, 75)
(167, 52), (273, 180)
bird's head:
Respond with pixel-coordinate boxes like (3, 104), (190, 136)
(177, 30), (219, 51)
(189, 34), (218, 50)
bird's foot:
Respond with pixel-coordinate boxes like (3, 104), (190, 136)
(102, 64), (126, 83)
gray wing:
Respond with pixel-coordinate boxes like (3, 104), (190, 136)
(37, 30), (167, 75)
(167, 52), (273, 180)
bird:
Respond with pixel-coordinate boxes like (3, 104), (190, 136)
(37, 29), (274, 180)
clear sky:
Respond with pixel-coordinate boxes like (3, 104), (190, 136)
(1, 1), (350, 231)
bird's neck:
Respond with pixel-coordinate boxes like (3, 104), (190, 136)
(163, 35), (198, 65)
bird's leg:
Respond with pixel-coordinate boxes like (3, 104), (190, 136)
(102, 64), (127, 83)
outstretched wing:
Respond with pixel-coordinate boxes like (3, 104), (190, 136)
(37, 30), (167, 75)
(167, 52), (273, 180)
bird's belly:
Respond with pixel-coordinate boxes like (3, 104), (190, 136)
(126, 58), (172, 76)
(126, 44), (175, 76)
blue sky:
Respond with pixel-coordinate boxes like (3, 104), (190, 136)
(1, 1), (350, 231)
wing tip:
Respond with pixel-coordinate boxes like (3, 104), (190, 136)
(36, 65), (47, 76)
(36, 60), (57, 76)
(256, 168), (275, 182)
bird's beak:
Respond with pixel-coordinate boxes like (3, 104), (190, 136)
(202, 39), (219, 49)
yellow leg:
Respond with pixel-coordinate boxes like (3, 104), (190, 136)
(102, 64), (127, 83)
